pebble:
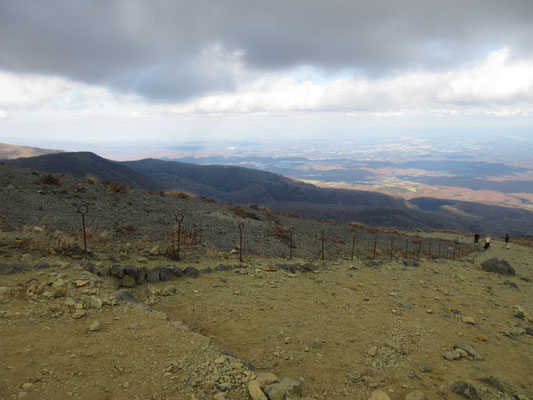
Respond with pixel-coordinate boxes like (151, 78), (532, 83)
(368, 390), (391, 400)
(89, 320), (101, 332)
(248, 380), (267, 400)
(476, 333), (488, 341)
(405, 390), (427, 400)
(53, 287), (68, 298)
(256, 372), (278, 388)
(462, 316), (476, 325)
(72, 310), (86, 319)
(442, 350), (462, 361)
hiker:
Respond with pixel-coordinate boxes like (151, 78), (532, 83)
(474, 232), (480, 243)
(504, 233), (510, 249)
(484, 235), (491, 250)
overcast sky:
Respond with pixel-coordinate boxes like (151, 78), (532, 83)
(1, 0), (532, 150)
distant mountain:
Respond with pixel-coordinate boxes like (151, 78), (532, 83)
(0, 142), (63, 160)
(4, 151), (533, 235)
(123, 158), (407, 208)
(4, 152), (161, 190)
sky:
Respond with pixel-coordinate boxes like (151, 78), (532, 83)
(1, 0), (533, 153)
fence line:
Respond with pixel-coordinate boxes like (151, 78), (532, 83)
(0, 206), (479, 263)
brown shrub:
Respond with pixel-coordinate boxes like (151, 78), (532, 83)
(232, 206), (249, 219)
(33, 174), (61, 186)
(272, 210), (307, 219)
(349, 221), (366, 230)
(167, 190), (195, 199)
(117, 225), (137, 234)
(84, 174), (98, 184)
(200, 196), (217, 204)
(260, 207), (281, 223)
(100, 179), (128, 194)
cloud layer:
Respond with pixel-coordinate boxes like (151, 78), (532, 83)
(1, 0), (533, 102)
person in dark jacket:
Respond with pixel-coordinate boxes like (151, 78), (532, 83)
(474, 233), (480, 243)
(504, 233), (510, 249)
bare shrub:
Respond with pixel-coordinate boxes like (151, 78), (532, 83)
(117, 225), (137, 234)
(232, 206), (249, 219)
(167, 190), (195, 199)
(200, 196), (216, 204)
(33, 174), (61, 186)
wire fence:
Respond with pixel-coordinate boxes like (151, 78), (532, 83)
(0, 204), (480, 264)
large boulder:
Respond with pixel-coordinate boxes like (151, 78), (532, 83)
(146, 267), (160, 283)
(159, 266), (173, 281)
(481, 258), (515, 276)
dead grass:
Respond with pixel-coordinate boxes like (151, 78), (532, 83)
(167, 190), (196, 199)
(33, 174), (61, 186)
(232, 206), (250, 219)
(101, 179), (129, 194)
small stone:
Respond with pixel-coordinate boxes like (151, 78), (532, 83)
(34, 261), (50, 270)
(213, 393), (226, 400)
(72, 310), (86, 319)
(121, 275), (135, 288)
(264, 378), (302, 400)
(449, 381), (479, 399)
(256, 372), (278, 388)
(368, 346), (378, 356)
(89, 296), (103, 309)
(418, 362), (432, 373)
(54, 287), (68, 298)
(74, 279), (88, 287)
(184, 266), (200, 278)
(442, 350), (462, 361)
(476, 333), (488, 341)
(454, 342), (483, 361)
(0, 286), (8, 295)
(513, 306), (532, 322)
(462, 316), (476, 325)
(115, 289), (136, 304)
(248, 380), (267, 400)
(89, 320), (101, 332)
(405, 390), (427, 400)
(368, 390), (391, 400)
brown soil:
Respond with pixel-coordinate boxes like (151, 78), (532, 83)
(1, 235), (532, 400)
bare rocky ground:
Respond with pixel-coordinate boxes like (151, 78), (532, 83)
(1, 164), (532, 400)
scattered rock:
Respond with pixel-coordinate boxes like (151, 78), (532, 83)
(184, 266), (200, 278)
(124, 265), (137, 279)
(405, 390), (427, 400)
(146, 267), (160, 283)
(462, 316), (476, 325)
(481, 258), (515, 276)
(159, 266), (173, 281)
(248, 380), (267, 400)
(399, 301), (414, 310)
(121, 275), (136, 288)
(503, 280), (518, 289)
(442, 350), (462, 361)
(172, 266), (184, 276)
(454, 342), (483, 361)
(136, 266), (147, 284)
(256, 372), (279, 388)
(72, 310), (86, 319)
(215, 264), (230, 272)
(110, 264), (125, 278)
(115, 289), (136, 304)
(449, 381), (479, 399)
(53, 287), (68, 298)
(476, 333), (488, 341)
(264, 378), (302, 400)
(513, 306), (532, 322)
(418, 362), (432, 373)
(368, 390), (391, 400)
(34, 261), (50, 270)
(89, 320), (101, 332)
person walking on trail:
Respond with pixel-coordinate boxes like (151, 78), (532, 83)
(474, 233), (480, 243)
(504, 233), (510, 249)
(484, 235), (491, 250)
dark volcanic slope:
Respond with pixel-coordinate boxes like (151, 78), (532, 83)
(5, 152), (161, 190)
(123, 158), (406, 208)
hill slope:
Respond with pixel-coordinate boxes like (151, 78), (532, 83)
(0, 142), (63, 159)
(4, 152), (161, 190)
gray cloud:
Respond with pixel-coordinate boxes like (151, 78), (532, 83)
(1, 0), (532, 101)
